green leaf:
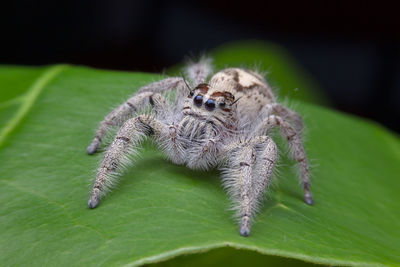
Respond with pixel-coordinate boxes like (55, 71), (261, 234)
(0, 63), (399, 267)
(0, 66), (49, 130)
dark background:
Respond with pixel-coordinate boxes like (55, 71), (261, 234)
(2, 0), (399, 132)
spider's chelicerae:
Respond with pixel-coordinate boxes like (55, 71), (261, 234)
(87, 58), (313, 237)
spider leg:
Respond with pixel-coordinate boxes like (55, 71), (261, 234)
(185, 57), (213, 85)
(199, 124), (217, 156)
(155, 120), (187, 165)
(252, 136), (277, 204)
(220, 136), (277, 237)
(254, 114), (313, 205)
(87, 77), (184, 154)
(88, 114), (167, 208)
(185, 123), (218, 170)
(263, 103), (303, 133)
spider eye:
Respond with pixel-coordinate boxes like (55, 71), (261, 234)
(189, 90), (194, 97)
(219, 101), (226, 108)
(205, 99), (216, 111)
(194, 95), (203, 107)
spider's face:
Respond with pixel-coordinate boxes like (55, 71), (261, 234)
(184, 83), (235, 117)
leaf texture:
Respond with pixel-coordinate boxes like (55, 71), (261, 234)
(0, 59), (399, 266)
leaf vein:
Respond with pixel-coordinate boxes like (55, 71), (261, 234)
(0, 65), (68, 147)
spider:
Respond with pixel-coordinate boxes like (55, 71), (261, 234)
(86, 58), (313, 237)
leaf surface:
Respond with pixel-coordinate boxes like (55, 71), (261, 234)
(0, 63), (399, 267)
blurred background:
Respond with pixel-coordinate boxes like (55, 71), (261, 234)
(2, 0), (399, 132)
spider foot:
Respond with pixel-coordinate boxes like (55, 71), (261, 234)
(88, 190), (101, 209)
(304, 191), (314, 205)
(239, 216), (251, 237)
(87, 140), (100, 155)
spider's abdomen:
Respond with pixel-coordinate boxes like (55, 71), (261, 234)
(209, 68), (276, 120)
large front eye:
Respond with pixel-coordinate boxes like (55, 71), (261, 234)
(205, 99), (216, 111)
(194, 95), (203, 107)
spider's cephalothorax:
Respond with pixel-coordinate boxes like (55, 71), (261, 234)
(87, 58), (313, 237)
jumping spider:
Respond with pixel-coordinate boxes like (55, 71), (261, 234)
(87, 58), (313, 237)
